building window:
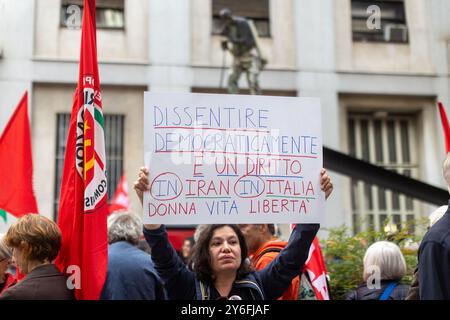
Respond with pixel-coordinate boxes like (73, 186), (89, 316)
(54, 114), (71, 220)
(54, 113), (125, 219)
(348, 112), (418, 234)
(212, 0), (270, 38)
(61, 0), (125, 29)
(351, 0), (408, 43)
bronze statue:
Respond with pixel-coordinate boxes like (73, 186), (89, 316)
(219, 8), (267, 95)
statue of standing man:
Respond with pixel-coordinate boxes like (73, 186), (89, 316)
(219, 8), (267, 95)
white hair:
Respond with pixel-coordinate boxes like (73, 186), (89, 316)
(193, 224), (208, 243)
(363, 241), (406, 282)
(429, 205), (447, 228)
(0, 233), (12, 260)
(107, 212), (142, 245)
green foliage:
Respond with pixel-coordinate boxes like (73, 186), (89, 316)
(321, 218), (427, 300)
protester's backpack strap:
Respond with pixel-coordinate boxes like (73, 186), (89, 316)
(379, 281), (398, 300)
(253, 247), (282, 266)
(195, 277), (263, 300)
(194, 279), (210, 300)
(234, 279), (265, 300)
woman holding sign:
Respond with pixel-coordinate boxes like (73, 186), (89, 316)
(134, 167), (332, 300)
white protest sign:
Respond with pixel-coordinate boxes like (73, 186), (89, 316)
(143, 92), (324, 224)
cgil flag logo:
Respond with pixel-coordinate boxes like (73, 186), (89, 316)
(76, 75), (107, 212)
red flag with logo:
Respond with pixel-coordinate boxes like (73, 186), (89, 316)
(0, 92), (39, 217)
(55, 0), (108, 300)
(303, 237), (330, 300)
(108, 174), (130, 214)
(291, 224), (329, 300)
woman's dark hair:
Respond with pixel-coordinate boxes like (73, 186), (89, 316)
(189, 224), (252, 283)
(181, 236), (195, 264)
(184, 236), (195, 248)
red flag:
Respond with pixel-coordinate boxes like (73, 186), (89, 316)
(108, 174), (130, 214)
(303, 237), (330, 300)
(55, 0), (108, 300)
(0, 92), (39, 217)
(438, 101), (450, 154)
(291, 224), (329, 300)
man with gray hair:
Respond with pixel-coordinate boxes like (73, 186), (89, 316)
(418, 154), (450, 299)
(100, 212), (166, 300)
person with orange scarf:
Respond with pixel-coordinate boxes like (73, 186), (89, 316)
(238, 169), (333, 300)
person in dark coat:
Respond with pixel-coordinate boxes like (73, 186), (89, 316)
(346, 241), (410, 300)
(134, 167), (320, 300)
(0, 215), (74, 300)
(418, 204), (450, 299)
(406, 205), (446, 300)
(418, 156), (450, 300)
(101, 211), (166, 300)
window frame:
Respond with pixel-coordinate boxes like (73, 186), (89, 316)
(347, 112), (419, 234)
(351, 0), (409, 44)
(60, 0), (126, 30)
(53, 113), (125, 220)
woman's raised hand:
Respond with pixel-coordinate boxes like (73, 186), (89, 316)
(133, 166), (161, 230)
(320, 168), (333, 200)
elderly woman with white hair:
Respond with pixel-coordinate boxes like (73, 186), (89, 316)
(0, 233), (17, 296)
(346, 241), (410, 300)
(100, 212), (166, 300)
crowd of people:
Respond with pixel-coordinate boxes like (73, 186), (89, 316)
(0, 159), (449, 300)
